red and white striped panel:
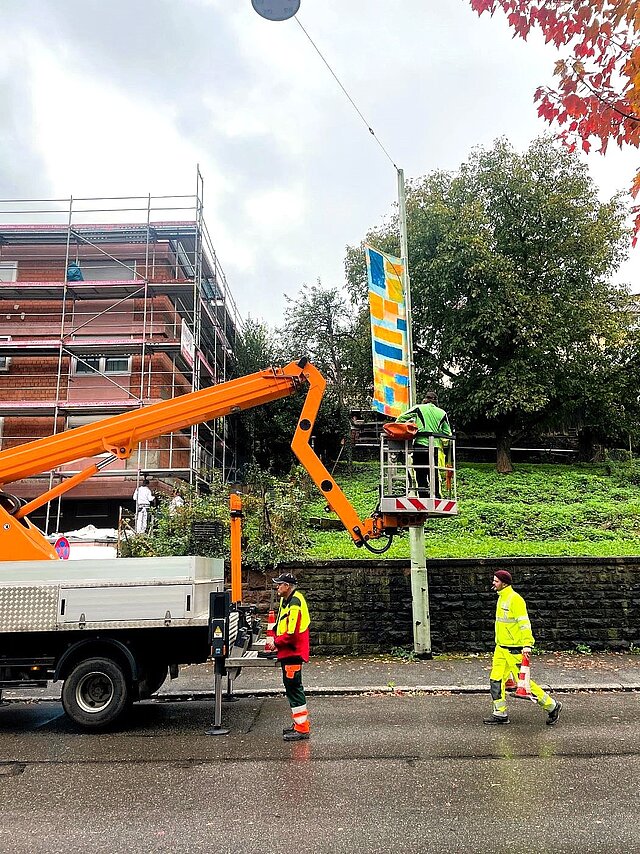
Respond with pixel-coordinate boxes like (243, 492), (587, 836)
(394, 497), (428, 511)
(431, 498), (457, 513)
(379, 497), (458, 514)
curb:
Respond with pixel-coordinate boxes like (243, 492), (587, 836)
(3, 683), (640, 704)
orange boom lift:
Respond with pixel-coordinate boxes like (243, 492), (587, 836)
(0, 358), (432, 562)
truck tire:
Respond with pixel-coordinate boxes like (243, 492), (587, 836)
(138, 663), (168, 699)
(61, 657), (130, 729)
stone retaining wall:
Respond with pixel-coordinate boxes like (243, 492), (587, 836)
(242, 557), (640, 654)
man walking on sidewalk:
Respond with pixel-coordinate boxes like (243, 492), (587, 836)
(272, 572), (311, 741)
(484, 569), (562, 726)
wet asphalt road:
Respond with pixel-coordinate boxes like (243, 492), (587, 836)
(1, 692), (639, 854)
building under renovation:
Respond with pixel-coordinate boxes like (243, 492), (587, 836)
(0, 178), (240, 534)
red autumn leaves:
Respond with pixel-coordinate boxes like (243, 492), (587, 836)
(470, 1), (640, 238)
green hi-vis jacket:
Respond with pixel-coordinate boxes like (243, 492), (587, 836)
(495, 585), (535, 649)
(396, 403), (451, 449)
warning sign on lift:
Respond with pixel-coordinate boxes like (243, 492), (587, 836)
(54, 536), (71, 560)
(213, 627), (223, 637)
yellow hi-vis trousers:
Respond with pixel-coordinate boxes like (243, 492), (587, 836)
(490, 646), (556, 716)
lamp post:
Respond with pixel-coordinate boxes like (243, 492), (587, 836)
(250, 0), (430, 655)
(251, 0), (300, 21)
(397, 169), (431, 658)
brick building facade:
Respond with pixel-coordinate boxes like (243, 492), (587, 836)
(0, 190), (239, 533)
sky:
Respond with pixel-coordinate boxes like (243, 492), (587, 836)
(1, 0), (638, 327)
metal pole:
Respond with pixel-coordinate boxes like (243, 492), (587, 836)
(205, 660), (230, 736)
(397, 168), (431, 658)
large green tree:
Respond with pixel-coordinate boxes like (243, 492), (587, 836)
(346, 137), (631, 472)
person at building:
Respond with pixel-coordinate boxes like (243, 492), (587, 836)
(484, 569), (562, 726)
(66, 262), (84, 282)
(132, 477), (154, 534)
(395, 391), (452, 498)
(168, 487), (184, 515)
(270, 572), (311, 742)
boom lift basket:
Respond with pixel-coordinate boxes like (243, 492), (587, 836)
(378, 429), (458, 518)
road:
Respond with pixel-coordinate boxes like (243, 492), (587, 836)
(1, 692), (639, 853)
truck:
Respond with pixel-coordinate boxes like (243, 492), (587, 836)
(0, 358), (457, 728)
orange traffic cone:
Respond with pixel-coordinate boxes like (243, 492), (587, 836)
(264, 609), (276, 652)
(515, 651), (532, 698)
(505, 674), (517, 690)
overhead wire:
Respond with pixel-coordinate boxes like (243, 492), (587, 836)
(294, 17), (399, 172)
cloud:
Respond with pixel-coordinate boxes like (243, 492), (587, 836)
(0, 50), (53, 201)
(0, 0), (637, 321)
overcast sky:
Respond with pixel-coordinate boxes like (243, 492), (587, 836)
(1, 0), (638, 326)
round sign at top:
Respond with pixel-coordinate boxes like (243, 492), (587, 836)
(54, 536), (71, 560)
(251, 0), (300, 21)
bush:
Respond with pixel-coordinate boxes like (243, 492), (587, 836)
(120, 467), (311, 569)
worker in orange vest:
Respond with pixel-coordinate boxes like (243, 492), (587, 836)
(272, 572), (311, 741)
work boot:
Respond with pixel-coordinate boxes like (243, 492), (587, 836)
(546, 701), (563, 726)
(282, 725), (294, 734)
(483, 715), (510, 725)
(283, 729), (309, 741)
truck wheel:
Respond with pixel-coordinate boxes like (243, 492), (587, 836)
(62, 657), (129, 729)
(139, 663), (168, 699)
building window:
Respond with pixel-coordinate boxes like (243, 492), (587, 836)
(0, 262), (17, 283)
(67, 414), (112, 429)
(73, 355), (132, 375)
(78, 260), (137, 281)
(0, 336), (11, 372)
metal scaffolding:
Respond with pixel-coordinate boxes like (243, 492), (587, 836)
(0, 171), (241, 533)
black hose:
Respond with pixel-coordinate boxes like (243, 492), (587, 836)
(362, 535), (394, 554)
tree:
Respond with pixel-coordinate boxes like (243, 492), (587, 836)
(120, 474), (310, 569)
(230, 316), (300, 475)
(346, 137), (630, 472)
(556, 302), (640, 458)
(278, 282), (370, 411)
(278, 283), (372, 463)
(469, 0), (640, 236)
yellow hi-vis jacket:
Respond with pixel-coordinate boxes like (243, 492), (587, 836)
(274, 590), (310, 662)
(495, 585), (535, 649)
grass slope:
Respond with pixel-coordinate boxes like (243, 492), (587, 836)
(304, 461), (640, 559)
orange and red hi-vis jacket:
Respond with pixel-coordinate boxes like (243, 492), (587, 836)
(274, 589), (310, 662)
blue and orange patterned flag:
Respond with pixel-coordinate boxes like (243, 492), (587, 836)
(365, 244), (409, 417)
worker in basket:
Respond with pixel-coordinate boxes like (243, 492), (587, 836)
(395, 391), (452, 498)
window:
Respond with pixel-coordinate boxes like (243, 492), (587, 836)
(73, 355), (131, 375)
(78, 260), (136, 281)
(0, 262), (17, 283)
(67, 414), (112, 429)
(66, 415), (113, 458)
(0, 336), (11, 372)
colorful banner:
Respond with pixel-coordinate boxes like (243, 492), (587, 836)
(365, 244), (409, 417)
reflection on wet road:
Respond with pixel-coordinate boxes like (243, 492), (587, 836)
(0, 693), (638, 853)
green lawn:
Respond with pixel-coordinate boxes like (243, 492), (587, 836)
(303, 460), (640, 559)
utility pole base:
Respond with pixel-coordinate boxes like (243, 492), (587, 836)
(205, 725), (230, 736)
(410, 525), (431, 656)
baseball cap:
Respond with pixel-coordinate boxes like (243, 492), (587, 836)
(272, 572), (297, 585)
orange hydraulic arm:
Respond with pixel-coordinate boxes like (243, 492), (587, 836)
(0, 358), (398, 562)
(229, 493), (243, 605)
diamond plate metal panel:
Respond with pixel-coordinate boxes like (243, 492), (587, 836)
(0, 586), (58, 632)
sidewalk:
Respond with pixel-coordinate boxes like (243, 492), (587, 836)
(5, 652), (640, 702)
(162, 651), (640, 696)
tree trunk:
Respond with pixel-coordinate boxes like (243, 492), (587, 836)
(495, 426), (513, 474)
(577, 427), (603, 462)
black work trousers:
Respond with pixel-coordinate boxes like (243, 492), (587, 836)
(412, 445), (440, 498)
